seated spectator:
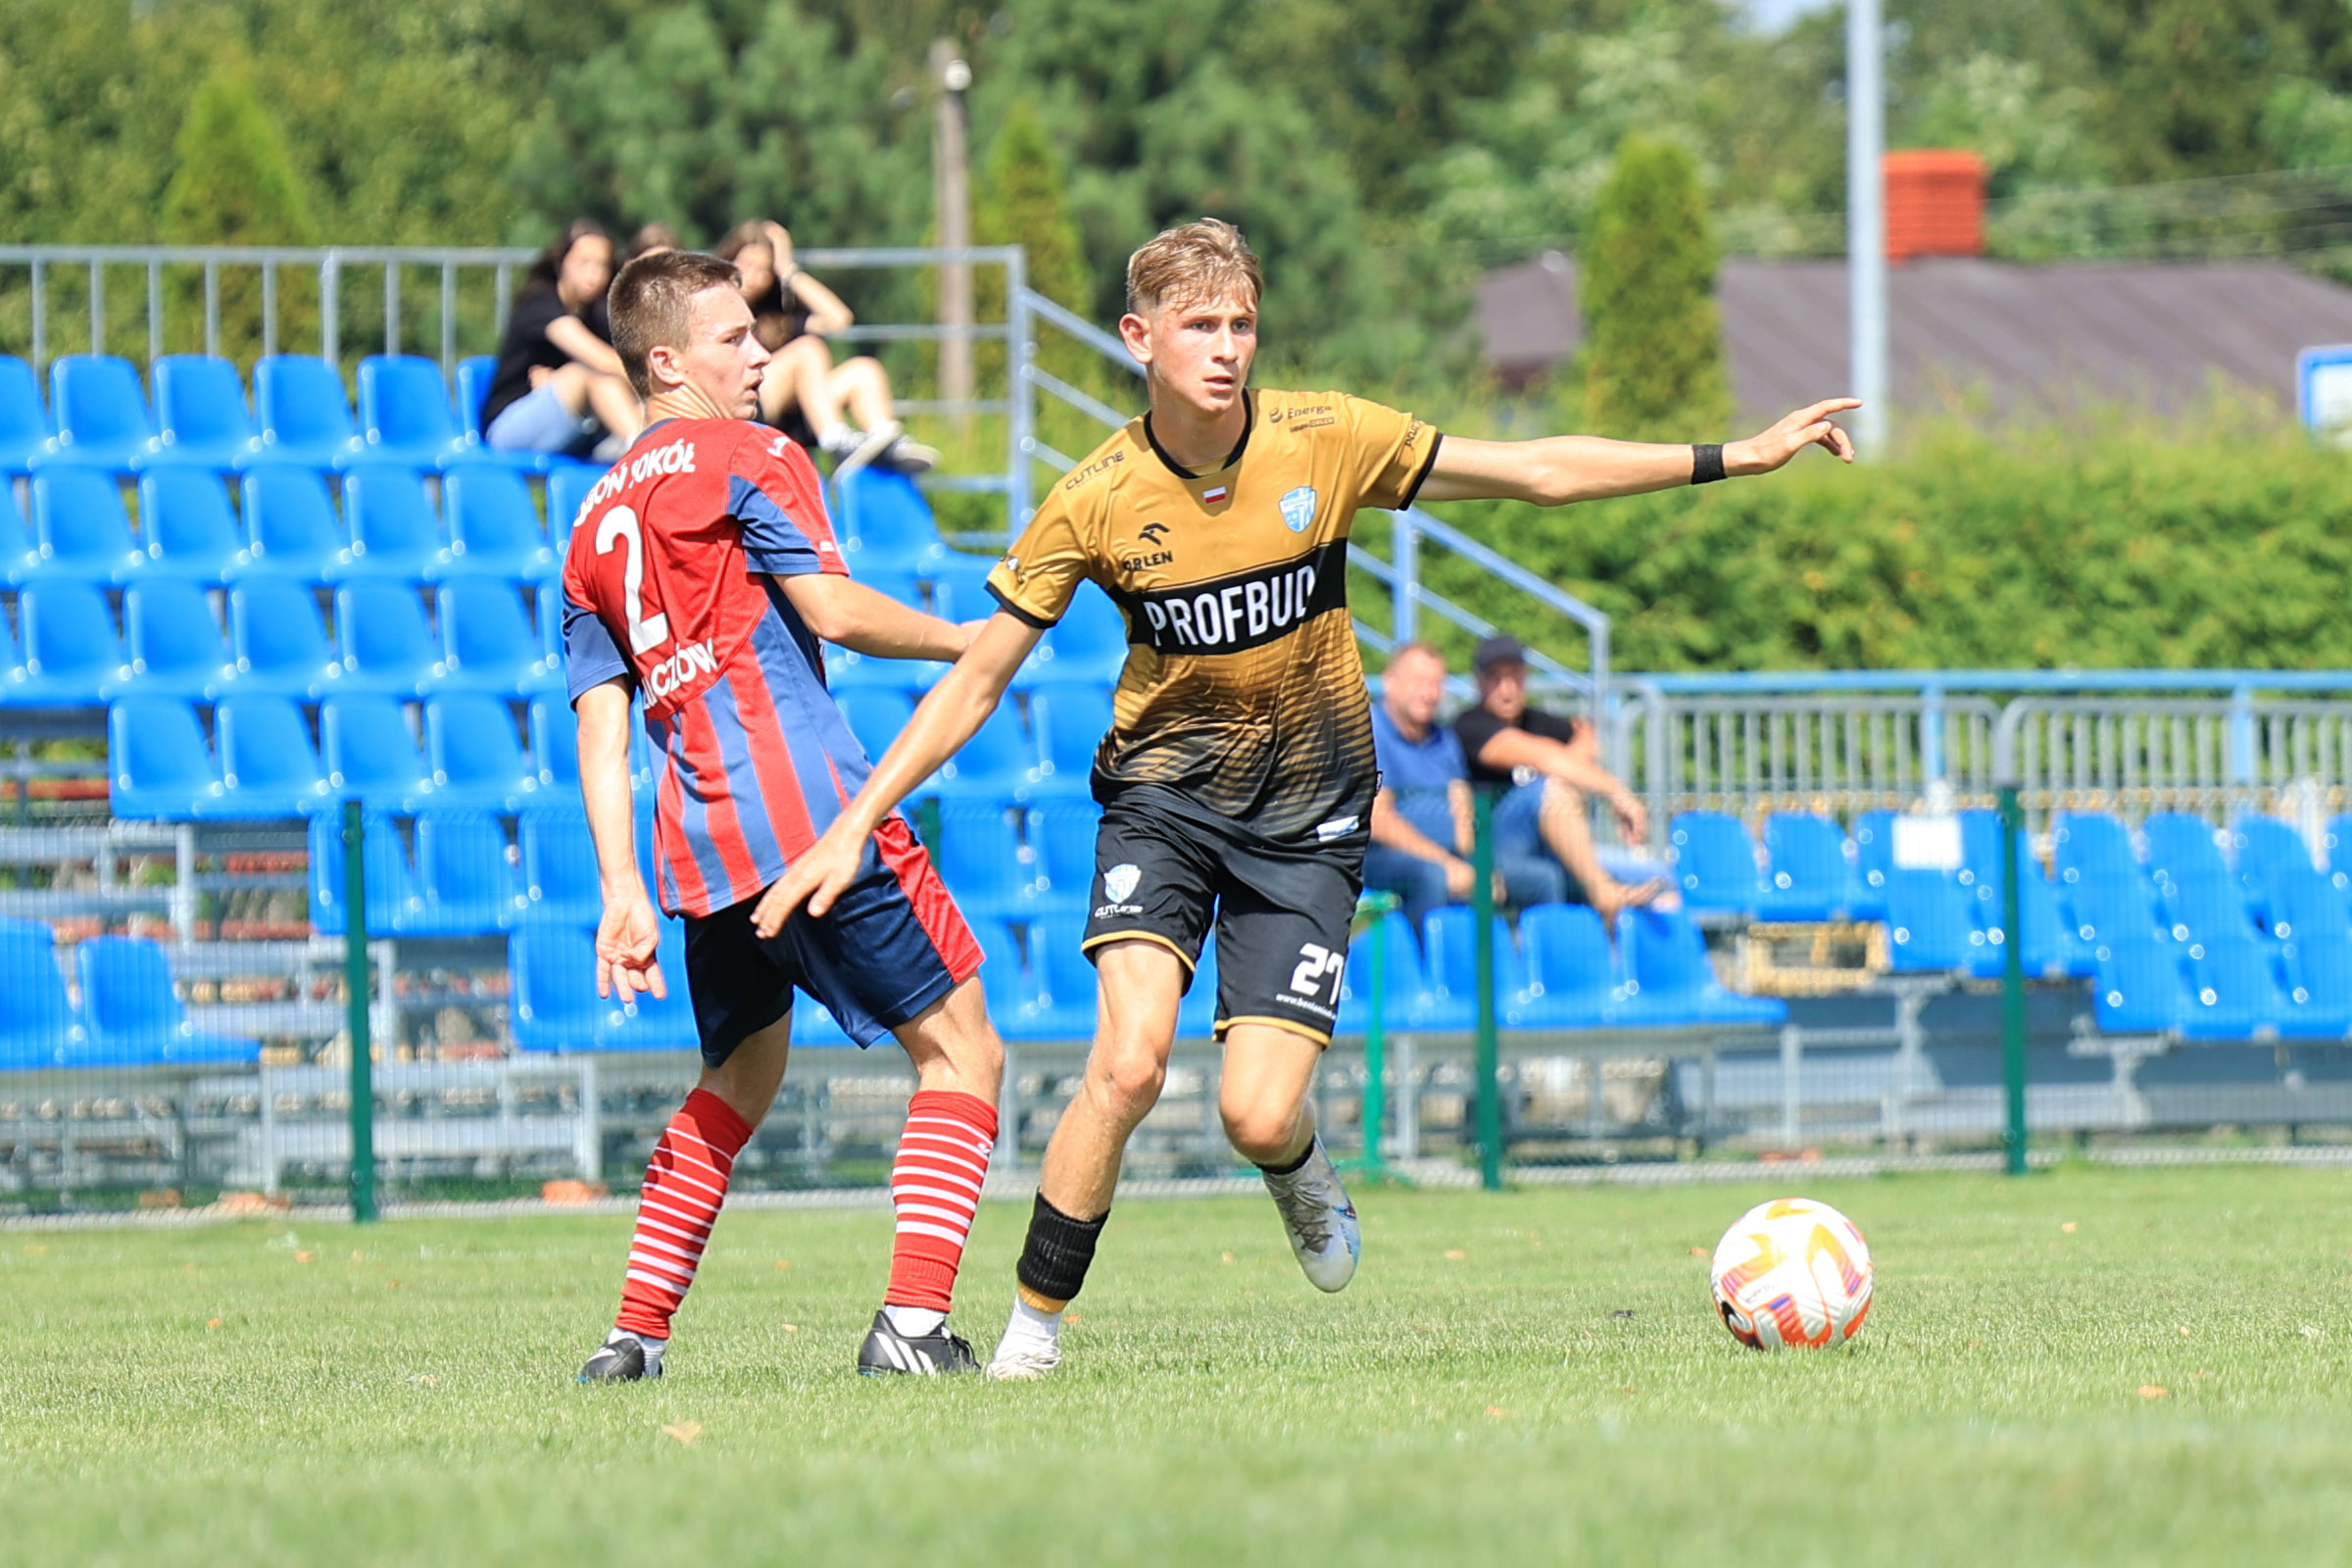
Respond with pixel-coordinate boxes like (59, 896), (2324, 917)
(584, 224), (681, 342)
(1366, 642), (1568, 939)
(482, 220), (644, 461)
(1451, 635), (1668, 923)
(716, 219), (936, 473)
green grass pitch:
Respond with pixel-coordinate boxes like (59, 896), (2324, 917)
(8, 1163), (2352, 1563)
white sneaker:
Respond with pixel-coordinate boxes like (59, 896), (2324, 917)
(982, 1341), (1061, 1382)
(837, 417), (905, 475)
(1264, 1137), (1359, 1293)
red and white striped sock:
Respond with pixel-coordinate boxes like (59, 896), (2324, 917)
(614, 1088), (752, 1342)
(883, 1089), (998, 1320)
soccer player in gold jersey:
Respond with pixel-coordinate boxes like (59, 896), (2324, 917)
(755, 219), (1856, 1378)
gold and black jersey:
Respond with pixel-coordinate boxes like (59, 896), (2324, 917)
(987, 388), (1442, 846)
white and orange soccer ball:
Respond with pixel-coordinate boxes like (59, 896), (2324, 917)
(1708, 1198), (1874, 1350)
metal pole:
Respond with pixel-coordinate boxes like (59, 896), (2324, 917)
(146, 259), (162, 367)
(1846, 0), (1888, 455)
(439, 262), (457, 378)
(1395, 512), (1419, 646)
(1471, 788), (1502, 1190)
(342, 800), (377, 1221)
(89, 258), (103, 353)
(1006, 255), (1034, 529)
(204, 262), (220, 359)
(1998, 782), (2028, 1175)
(30, 260), (45, 372)
(931, 41), (974, 428)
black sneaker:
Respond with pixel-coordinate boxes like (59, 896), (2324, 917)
(857, 1309), (979, 1376)
(578, 1333), (662, 1383)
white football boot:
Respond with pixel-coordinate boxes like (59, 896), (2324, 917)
(1263, 1136), (1360, 1292)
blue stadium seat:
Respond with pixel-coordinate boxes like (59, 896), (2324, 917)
(334, 581), (438, 697)
(74, 935), (259, 1064)
(600, 918), (701, 1051)
(2180, 935), (2283, 1041)
(426, 693), (540, 810)
(971, 921), (1043, 1038)
(2143, 811), (2230, 885)
(146, 354), (260, 470)
(2326, 814), (2352, 885)
(1850, 809), (1897, 910)
(931, 705), (1042, 800)
(509, 923), (605, 1053)
(2064, 873), (2168, 952)
(223, 579), (342, 700)
(1883, 867), (1981, 972)
(2092, 940), (2188, 1035)
(1029, 681), (1112, 796)
(336, 466), (447, 581)
(214, 694), (329, 817)
(1020, 913), (1102, 1041)
(1023, 583), (1128, 687)
(1618, 906), (1787, 1024)
(1339, 910), (1439, 1034)
(0, 919), (81, 1069)
(108, 699), (223, 818)
(933, 801), (1033, 916)
(924, 554), (998, 622)
(436, 580), (560, 695)
(1026, 799), (1100, 909)
(837, 689), (915, 766)
(240, 467), (346, 580)
(2280, 935), (2352, 1040)
(0, 488), (33, 586)
(321, 695), (433, 811)
(306, 808), (422, 936)
(30, 467), (145, 583)
(1510, 903), (1623, 1029)
(456, 356), (498, 439)
(827, 645), (949, 693)
(1177, 936), (1221, 1038)
(2265, 866), (2352, 946)
(442, 466), (557, 579)
(353, 355), (467, 469)
(1966, 866), (2095, 981)
(0, 356), (48, 475)
(1953, 808), (2004, 914)
(518, 808), (601, 924)
(10, 582), (124, 704)
(37, 355), (151, 472)
(1668, 810), (1766, 915)
(2052, 810), (2136, 885)
(2156, 868), (2255, 945)
(2234, 815), (2316, 930)
(833, 467), (948, 572)
(138, 468), (245, 581)
(120, 580), (232, 701)
(410, 809), (520, 934)
(546, 463), (610, 548)
(1421, 906), (1519, 1032)
(528, 696), (580, 794)
(252, 355), (362, 468)
(1760, 812), (1857, 920)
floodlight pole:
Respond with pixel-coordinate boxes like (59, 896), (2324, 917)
(343, 800), (377, 1222)
(1846, 0), (1889, 456)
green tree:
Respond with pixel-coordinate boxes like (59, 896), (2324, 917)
(1577, 133), (1728, 439)
(979, 99), (1091, 313)
(161, 73), (318, 247)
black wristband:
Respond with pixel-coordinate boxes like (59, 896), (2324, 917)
(1691, 443), (1727, 485)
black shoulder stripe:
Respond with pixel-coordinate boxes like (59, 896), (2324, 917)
(987, 579), (1059, 630)
(1399, 430), (1444, 510)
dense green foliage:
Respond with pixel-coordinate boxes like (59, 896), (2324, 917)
(1578, 135), (1730, 437)
(10, 1168), (2352, 1562)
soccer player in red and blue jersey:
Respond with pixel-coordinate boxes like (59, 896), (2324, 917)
(564, 249), (1004, 1381)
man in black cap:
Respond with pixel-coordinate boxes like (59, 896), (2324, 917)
(1451, 634), (1666, 923)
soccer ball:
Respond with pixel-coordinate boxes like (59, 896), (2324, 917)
(1709, 1197), (1873, 1350)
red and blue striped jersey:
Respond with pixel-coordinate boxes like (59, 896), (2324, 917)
(561, 418), (873, 917)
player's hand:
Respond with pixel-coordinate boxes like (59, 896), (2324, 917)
(1609, 789), (1649, 844)
(595, 890), (666, 1002)
(753, 819), (865, 937)
(1727, 398), (1860, 473)
(956, 619), (989, 655)
(527, 366), (552, 391)
(764, 220), (796, 274)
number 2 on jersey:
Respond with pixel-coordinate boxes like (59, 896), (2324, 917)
(595, 505), (671, 656)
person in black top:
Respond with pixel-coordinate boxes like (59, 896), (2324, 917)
(582, 223), (682, 343)
(482, 220), (643, 459)
(1451, 634), (1666, 922)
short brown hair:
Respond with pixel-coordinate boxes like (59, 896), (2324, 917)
(1386, 640), (1446, 672)
(607, 250), (741, 397)
(1125, 218), (1262, 316)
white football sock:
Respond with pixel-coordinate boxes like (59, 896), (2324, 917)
(883, 1304), (948, 1338)
(610, 1326), (665, 1374)
(817, 422), (858, 455)
(994, 1294), (1062, 1358)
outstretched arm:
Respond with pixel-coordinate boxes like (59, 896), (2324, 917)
(750, 611), (1044, 934)
(1468, 728), (1647, 842)
(778, 572), (976, 662)
(1415, 398), (1860, 507)
(575, 677), (665, 1002)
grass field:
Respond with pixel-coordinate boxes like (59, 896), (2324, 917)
(7, 1163), (2352, 1564)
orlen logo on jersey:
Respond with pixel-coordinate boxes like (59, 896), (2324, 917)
(1117, 538), (1348, 657)
(647, 639), (719, 699)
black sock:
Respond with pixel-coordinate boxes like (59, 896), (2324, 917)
(1015, 1193), (1107, 1304)
(1256, 1141), (1314, 1178)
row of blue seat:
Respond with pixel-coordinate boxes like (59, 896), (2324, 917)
(0, 351), (562, 476)
(2093, 933), (2352, 1040)
(0, 465), (580, 587)
(10, 579), (561, 709)
(839, 687), (1113, 804)
(0, 922), (258, 1068)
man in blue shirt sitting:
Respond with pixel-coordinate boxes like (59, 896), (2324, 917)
(1365, 642), (1568, 941)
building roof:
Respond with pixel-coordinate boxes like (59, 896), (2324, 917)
(1479, 253), (2352, 425)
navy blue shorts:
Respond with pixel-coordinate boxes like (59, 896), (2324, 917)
(682, 816), (982, 1067)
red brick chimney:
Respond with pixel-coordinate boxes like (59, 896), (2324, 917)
(1884, 150), (1986, 262)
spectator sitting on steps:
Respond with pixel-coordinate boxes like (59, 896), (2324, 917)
(716, 219), (937, 474)
(1450, 634), (1670, 925)
(481, 219), (644, 462)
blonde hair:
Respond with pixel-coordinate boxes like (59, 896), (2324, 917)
(1124, 218), (1262, 316)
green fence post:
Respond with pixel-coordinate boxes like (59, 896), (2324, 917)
(1344, 892), (1400, 1183)
(342, 800), (377, 1222)
(1999, 783), (2028, 1176)
(1472, 787), (1502, 1192)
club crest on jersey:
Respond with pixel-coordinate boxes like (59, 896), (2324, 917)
(1102, 863), (1142, 904)
(1280, 486), (1317, 532)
